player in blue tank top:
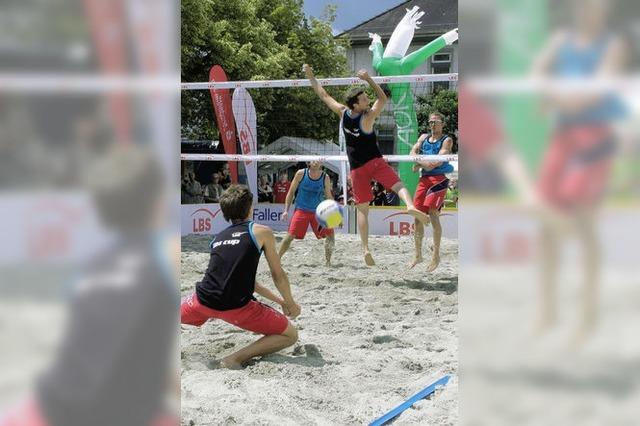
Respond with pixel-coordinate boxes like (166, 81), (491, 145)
(279, 160), (336, 265)
(529, 0), (626, 343)
(410, 112), (454, 272)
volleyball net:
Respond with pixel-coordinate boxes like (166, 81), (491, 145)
(180, 73), (458, 207)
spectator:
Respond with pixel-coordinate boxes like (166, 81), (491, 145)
(258, 174), (273, 203)
(203, 172), (224, 203)
(190, 172), (204, 204)
(384, 187), (400, 206)
(445, 178), (459, 208)
(370, 181), (387, 206)
(220, 163), (232, 189)
(346, 177), (355, 205)
(181, 171), (199, 204)
(273, 172), (291, 204)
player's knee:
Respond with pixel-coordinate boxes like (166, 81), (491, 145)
(283, 325), (298, 345)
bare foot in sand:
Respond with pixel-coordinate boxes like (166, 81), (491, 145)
(410, 256), (423, 269)
(426, 255), (440, 272)
(220, 356), (244, 370)
(406, 207), (430, 226)
(364, 251), (375, 266)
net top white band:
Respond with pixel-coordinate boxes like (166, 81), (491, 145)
(182, 73), (458, 90)
(180, 153), (458, 162)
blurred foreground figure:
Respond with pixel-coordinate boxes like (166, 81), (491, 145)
(1, 145), (178, 426)
(531, 0), (627, 344)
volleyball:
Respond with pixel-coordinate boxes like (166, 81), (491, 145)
(315, 200), (343, 229)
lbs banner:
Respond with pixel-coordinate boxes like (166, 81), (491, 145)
(182, 204), (349, 236)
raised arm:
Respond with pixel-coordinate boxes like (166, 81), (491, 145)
(282, 169), (304, 222)
(304, 64), (345, 116)
(253, 224), (300, 318)
(358, 69), (387, 128)
(411, 134), (427, 172)
(323, 174), (333, 200)
(410, 134), (427, 155)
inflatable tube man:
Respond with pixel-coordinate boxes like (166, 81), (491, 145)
(369, 6), (457, 196)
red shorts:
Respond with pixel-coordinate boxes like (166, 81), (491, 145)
(180, 293), (288, 335)
(350, 157), (401, 204)
(288, 209), (334, 240)
(537, 126), (614, 211)
(414, 175), (449, 213)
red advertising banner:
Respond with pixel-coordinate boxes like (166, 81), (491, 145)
(209, 65), (238, 183)
(83, 0), (132, 145)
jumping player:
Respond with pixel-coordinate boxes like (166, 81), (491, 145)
(304, 64), (430, 266)
(410, 112), (454, 272)
(278, 160), (335, 266)
(181, 185), (301, 369)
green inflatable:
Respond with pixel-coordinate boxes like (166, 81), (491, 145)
(369, 6), (458, 199)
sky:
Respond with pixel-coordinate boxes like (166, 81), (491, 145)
(302, 0), (406, 34)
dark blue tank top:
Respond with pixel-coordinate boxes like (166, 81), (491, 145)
(295, 168), (325, 212)
(342, 109), (382, 169)
(196, 221), (262, 310)
(420, 134), (454, 176)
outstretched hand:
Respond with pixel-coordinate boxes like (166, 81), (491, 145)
(401, 5), (425, 30)
(282, 300), (301, 319)
(357, 69), (370, 81)
(302, 64), (314, 79)
(368, 32), (382, 50)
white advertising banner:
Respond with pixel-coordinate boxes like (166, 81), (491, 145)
(366, 206), (458, 239)
(231, 88), (258, 200)
(0, 193), (110, 265)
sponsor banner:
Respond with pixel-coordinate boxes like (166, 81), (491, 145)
(0, 193), (109, 265)
(83, 0), (132, 144)
(181, 203), (348, 236)
(209, 65), (238, 182)
(231, 88), (258, 199)
(181, 204), (227, 235)
(366, 206), (458, 239)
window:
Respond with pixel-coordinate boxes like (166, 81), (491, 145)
(432, 53), (452, 63)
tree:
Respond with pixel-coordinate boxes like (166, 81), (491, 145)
(181, 0), (349, 145)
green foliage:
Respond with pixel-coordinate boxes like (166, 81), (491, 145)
(416, 89), (458, 152)
(181, 0), (350, 144)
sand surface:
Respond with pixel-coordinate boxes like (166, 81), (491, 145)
(181, 232), (458, 425)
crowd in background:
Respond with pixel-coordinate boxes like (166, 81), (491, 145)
(182, 163), (458, 208)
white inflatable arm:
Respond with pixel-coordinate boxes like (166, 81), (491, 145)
(442, 28), (459, 45)
(368, 32), (382, 51)
(383, 6), (425, 58)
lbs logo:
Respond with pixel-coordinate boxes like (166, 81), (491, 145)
(384, 212), (415, 236)
(190, 208), (220, 233)
(383, 212), (453, 236)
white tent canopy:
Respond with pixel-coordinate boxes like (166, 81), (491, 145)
(258, 136), (343, 175)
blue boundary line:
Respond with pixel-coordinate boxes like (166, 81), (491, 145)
(369, 375), (450, 426)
